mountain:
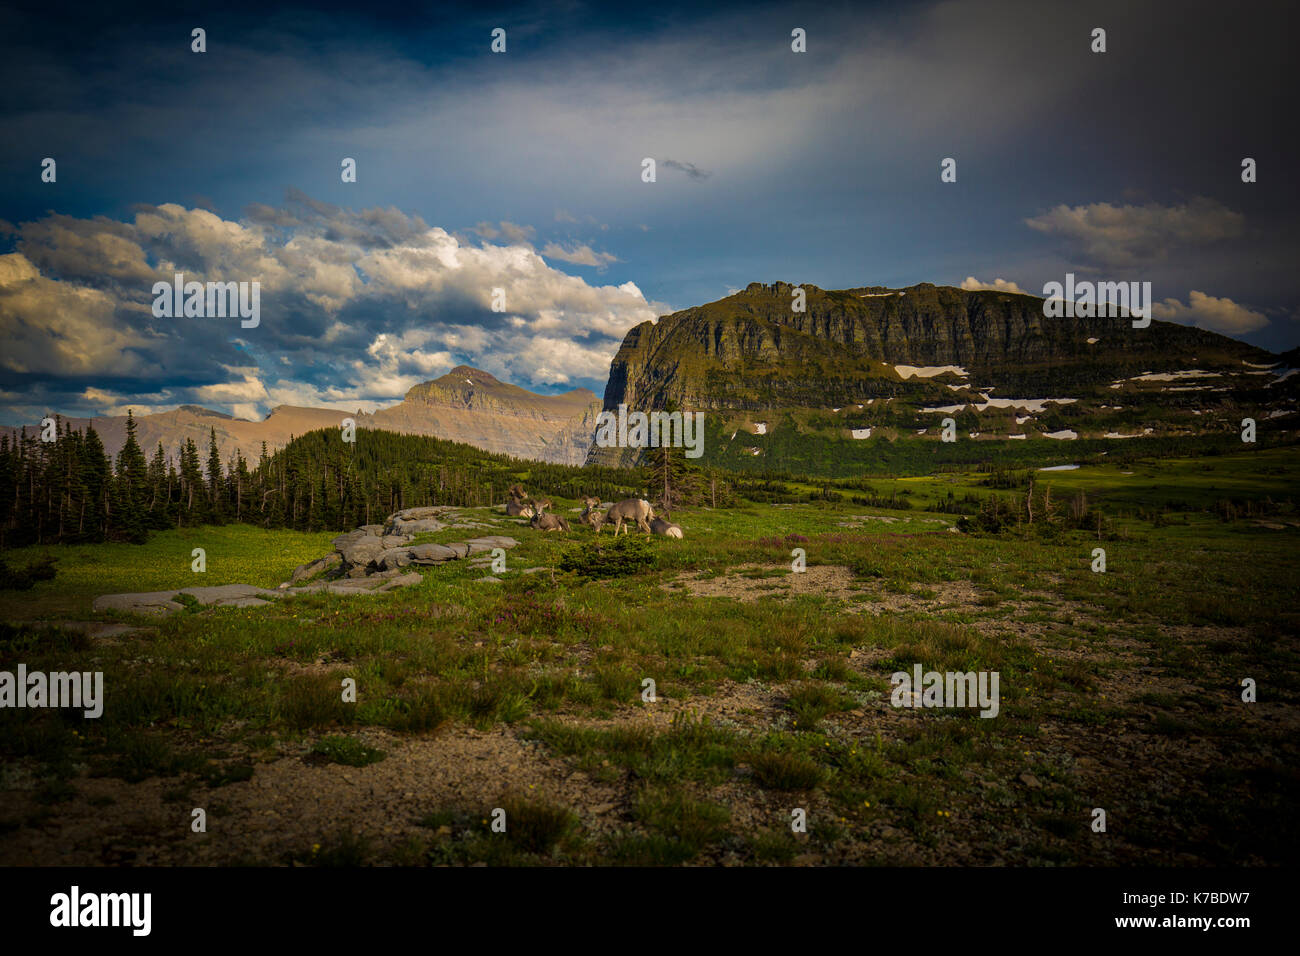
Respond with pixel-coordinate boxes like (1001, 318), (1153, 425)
(589, 281), (1298, 467)
(363, 366), (600, 464)
(1, 366), (600, 468)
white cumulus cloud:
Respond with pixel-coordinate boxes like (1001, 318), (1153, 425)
(1152, 291), (1268, 335)
(960, 276), (1024, 294)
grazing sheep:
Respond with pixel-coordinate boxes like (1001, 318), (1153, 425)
(601, 498), (655, 535)
(649, 517), (684, 538)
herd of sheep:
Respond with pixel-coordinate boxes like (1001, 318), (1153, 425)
(504, 485), (683, 538)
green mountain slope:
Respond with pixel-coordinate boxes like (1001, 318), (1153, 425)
(590, 281), (1297, 469)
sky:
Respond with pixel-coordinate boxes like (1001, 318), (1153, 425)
(1, 0), (1297, 424)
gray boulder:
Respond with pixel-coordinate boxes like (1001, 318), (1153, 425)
(466, 536), (519, 550)
(377, 572), (424, 591)
(409, 543), (459, 564)
(377, 547), (414, 571)
(92, 584), (280, 617)
(180, 584), (281, 606)
(92, 591), (186, 616)
(292, 552), (342, 583)
(387, 517), (444, 535)
(331, 528), (368, 550)
(391, 507), (446, 521)
(339, 534), (385, 566)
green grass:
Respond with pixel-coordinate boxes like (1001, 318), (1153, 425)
(1, 444), (1297, 865)
(0, 524), (336, 620)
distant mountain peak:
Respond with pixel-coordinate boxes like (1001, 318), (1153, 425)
(441, 365), (502, 385)
(176, 405), (233, 420)
(406, 366), (596, 404)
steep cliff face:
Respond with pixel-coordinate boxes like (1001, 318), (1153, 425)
(588, 281), (1285, 467)
(604, 282), (1265, 412)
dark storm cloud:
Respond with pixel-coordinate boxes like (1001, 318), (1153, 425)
(661, 160), (712, 181)
(0, 0), (1297, 425)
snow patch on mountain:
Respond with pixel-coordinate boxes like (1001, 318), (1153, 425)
(895, 365), (969, 379)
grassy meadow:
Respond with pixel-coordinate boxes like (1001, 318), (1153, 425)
(1, 445), (1298, 866)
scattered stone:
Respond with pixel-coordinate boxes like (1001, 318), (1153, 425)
(331, 529), (368, 550)
(93, 508), (520, 618)
(377, 547), (414, 571)
(222, 597), (274, 608)
(390, 507), (445, 521)
(93, 584), (280, 617)
(466, 536), (519, 550)
(92, 591), (185, 616)
(389, 518), (444, 535)
(383, 507), (453, 536)
(409, 543), (459, 564)
(1019, 772), (1042, 789)
(378, 572), (424, 591)
(339, 535), (385, 566)
(476, 576), (504, 584)
(291, 552), (341, 583)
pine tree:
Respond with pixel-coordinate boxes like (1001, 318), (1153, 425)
(647, 443), (701, 517)
(114, 410), (150, 542)
(205, 427), (225, 523)
(146, 443), (170, 529)
(179, 437), (204, 520)
(81, 425), (111, 542)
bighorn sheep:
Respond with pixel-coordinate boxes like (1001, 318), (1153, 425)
(578, 496), (603, 527)
(505, 497), (535, 518)
(505, 486), (535, 518)
(649, 517), (684, 538)
(529, 510), (570, 532)
(599, 498), (656, 535)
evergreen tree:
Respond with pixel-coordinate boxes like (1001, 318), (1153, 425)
(206, 427), (225, 522)
(114, 410), (150, 542)
(146, 442), (170, 529)
(647, 443), (702, 517)
(81, 426), (111, 541)
(179, 437), (204, 519)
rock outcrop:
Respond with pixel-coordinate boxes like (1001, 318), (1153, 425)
(289, 506), (519, 583)
(93, 507), (521, 617)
